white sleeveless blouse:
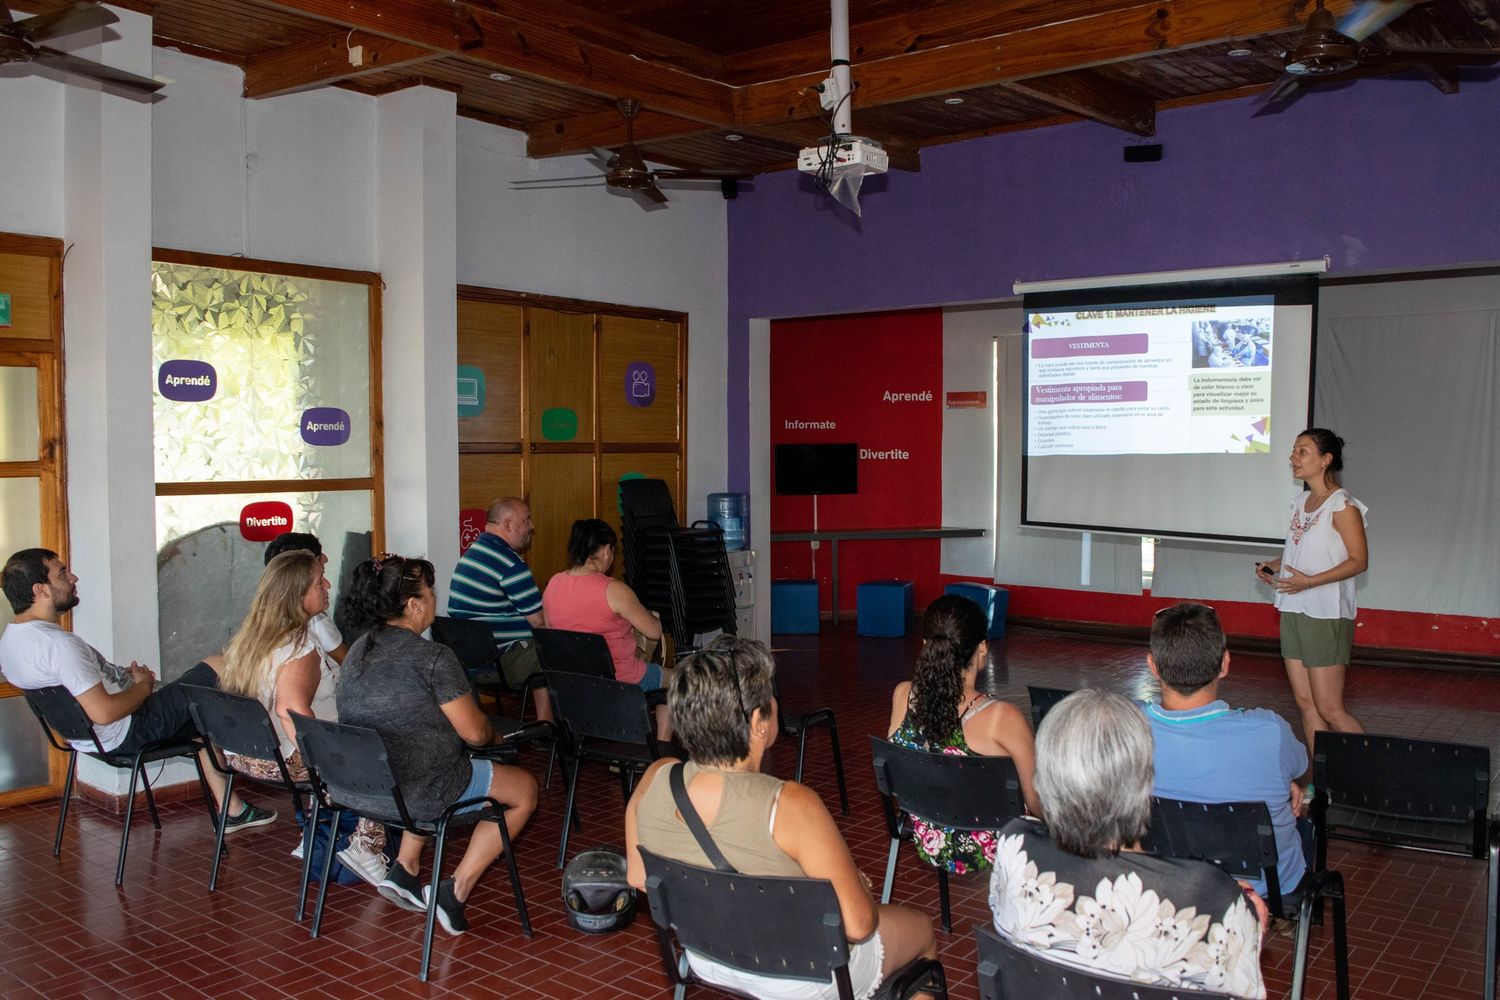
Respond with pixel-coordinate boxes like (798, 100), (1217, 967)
(1273, 488), (1369, 620)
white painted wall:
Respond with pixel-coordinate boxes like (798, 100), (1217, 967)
(940, 305), (1004, 578)
(0, 75), (65, 238)
(455, 120), (731, 514)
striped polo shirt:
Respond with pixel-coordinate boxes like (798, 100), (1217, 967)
(446, 531), (542, 649)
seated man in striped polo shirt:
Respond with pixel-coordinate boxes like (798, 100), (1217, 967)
(447, 497), (551, 721)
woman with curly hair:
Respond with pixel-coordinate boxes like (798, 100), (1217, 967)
(887, 594), (1040, 875)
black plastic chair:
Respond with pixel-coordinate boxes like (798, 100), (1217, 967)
(22, 685), (215, 887)
(431, 616), (560, 785)
(1025, 685), (1071, 732)
(974, 922), (1234, 999)
(181, 685), (318, 914)
(777, 682), (850, 816)
(1310, 731), (1497, 999)
(1142, 796), (1349, 1000)
(639, 847), (948, 1000)
(544, 668), (682, 868)
(535, 624), (670, 710)
(289, 712), (532, 982)
(869, 736), (1027, 932)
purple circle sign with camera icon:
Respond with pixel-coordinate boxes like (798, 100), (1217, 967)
(626, 361), (655, 407)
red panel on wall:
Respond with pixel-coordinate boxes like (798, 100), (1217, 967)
(771, 309), (945, 614)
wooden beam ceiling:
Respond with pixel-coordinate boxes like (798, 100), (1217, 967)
(1004, 70), (1156, 137)
(243, 31), (443, 98)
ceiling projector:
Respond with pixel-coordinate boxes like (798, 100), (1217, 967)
(797, 136), (888, 176)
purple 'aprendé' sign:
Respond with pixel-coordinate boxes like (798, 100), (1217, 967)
(158, 360), (217, 402)
(1030, 334), (1149, 359)
(626, 362), (656, 407)
(301, 407), (351, 446)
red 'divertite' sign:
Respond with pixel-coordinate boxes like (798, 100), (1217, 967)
(240, 501), (294, 542)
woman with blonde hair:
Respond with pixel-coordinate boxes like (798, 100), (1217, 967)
(219, 549), (389, 886)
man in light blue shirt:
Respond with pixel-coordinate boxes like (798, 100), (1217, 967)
(1144, 602), (1309, 901)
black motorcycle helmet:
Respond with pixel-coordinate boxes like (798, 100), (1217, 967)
(562, 847), (637, 934)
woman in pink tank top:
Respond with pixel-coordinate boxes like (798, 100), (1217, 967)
(543, 519), (672, 736)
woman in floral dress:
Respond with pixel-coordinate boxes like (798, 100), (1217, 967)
(887, 594), (1040, 875)
(989, 688), (1267, 997)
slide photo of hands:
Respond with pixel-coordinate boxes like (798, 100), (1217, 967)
(1191, 319), (1271, 370)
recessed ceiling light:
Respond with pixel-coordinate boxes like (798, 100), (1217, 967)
(1227, 46), (1253, 57)
(724, 133), (744, 141)
(489, 72), (513, 82)
(943, 97), (965, 106)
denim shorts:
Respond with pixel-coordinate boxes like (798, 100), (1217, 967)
(638, 661), (664, 691)
(454, 758), (494, 816)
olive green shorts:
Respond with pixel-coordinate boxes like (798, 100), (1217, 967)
(500, 638), (542, 688)
(1280, 612), (1355, 668)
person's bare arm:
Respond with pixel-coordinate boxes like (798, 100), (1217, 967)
(887, 681), (912, 739)
(524, 610), (545, 629)
(273, 650), (322, 745)
(773, 781), (879, 941)
(606, 580), (663, 640)
(978, 702), (1042, 817)
(74, 665), (155, 726)
(624, 758), (675, 891)
(439, 690), (497, 747)
(324, 642), (348, 666)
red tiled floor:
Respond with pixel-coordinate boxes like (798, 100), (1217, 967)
(1, 623), (1495, 998)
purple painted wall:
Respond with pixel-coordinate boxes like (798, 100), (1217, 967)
(725, 81), (1500, 490)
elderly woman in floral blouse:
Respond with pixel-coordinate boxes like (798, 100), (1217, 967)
(887, 594), (1040, 875)
(988, 688), (1267, 997)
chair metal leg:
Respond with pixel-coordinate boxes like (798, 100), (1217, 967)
(141, 765), (163, 830)
(1486, 830), (1499, 1000)
(295, 796), (319, 922)
(1290, 899), (1313, 1000)
(1330, 879), (1350, 1000)
(52, 751), (77, 858)
(190, 749), (219, 834)
(937, 867), (952, 934)
(208, 771), (236, 892)
(557, 756), (583, 869)
(827, 721), (849, 816)
(496, 812), (533, 936)
(794, 726), (810, 784)
(881, 837), (900, 904)
(421, 821), (448, 982)
(310, 808), (341, 939)
(116, 754), (148, 886)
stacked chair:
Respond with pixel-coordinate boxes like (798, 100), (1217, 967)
(619, 477), (737, 649)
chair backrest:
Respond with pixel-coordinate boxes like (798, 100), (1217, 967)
(638, 847), (854, 996)
(1025, 686), (1072, 732)
(288, 712), (411, 826)
(430, 615), (501, 677)
(1141, 796), (1283, 910)
(974, 923), (1234, 1000)
(181, 684), (286, 763)
(544, 669), (653, 745)
(869, 736), (1026, 834)
(1314, 730), (1489, 855)
(533, 626), (616, 679)
(22, 685), (104, 752)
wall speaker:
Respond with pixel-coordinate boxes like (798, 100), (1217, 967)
(1123, 144), (1163, 162)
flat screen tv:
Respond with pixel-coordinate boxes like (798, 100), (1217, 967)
(775, 443), (858, 496)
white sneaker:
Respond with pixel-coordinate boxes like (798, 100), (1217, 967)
(337, 844), (390, 889)
(290, 839), (305, 861)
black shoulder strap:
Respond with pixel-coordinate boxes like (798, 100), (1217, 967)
(668, 763), (738, 874)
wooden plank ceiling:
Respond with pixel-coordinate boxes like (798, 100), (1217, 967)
(15, 0), (1500, 173)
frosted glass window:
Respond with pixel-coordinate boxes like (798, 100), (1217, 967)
(154, 490), (373, 680)
(151, 263), (373, 483)
(0, 367), (39, 462)
(0, 697), (51, 793)
(0, 477), (40, 645)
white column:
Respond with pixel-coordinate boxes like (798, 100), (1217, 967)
(375, 87), (459, 602)
(61, 7), (158, 794)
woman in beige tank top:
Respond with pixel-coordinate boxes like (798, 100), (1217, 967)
(625, 636), (938, 1000)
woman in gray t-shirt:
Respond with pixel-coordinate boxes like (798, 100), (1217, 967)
(336, 554), (538, 936)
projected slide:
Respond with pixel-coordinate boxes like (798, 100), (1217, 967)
(1027, 297), (1275, 457)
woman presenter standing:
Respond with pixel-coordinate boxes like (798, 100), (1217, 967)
(1255, 428), (1368, 750)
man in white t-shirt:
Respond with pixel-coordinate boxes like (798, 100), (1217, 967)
(0, 548), (277, 833)
(265, 532), (347, 665)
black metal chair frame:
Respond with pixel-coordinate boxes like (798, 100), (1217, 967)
(289, 712), (532, 982)
(1143, 795), (1349, 1000)
(639, 847), (948, 1000)
(181, 684), (319, 917)
(1024, 686), (1071, 732)
(974, 922), (1235, 1000)
(1309, 731), (1497, 1000)
(870, 736), (1027, 932)
(544, 667), (681, 868)
(775, 678), (849, 816)
(22, 684), (216, 887)
(431, 615), (560, 786)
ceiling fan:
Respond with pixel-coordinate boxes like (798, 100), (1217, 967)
(513, 98), (747, 210)
(1254, 0), (1499, 111)
(0, 0), (162, 94)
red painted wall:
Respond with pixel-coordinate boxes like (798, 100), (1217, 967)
(770, 309), (945, 614)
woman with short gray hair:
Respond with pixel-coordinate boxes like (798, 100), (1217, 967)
(988, 688), (1267, 997)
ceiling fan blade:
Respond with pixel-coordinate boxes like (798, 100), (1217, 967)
(16, 2), (119, 43)
(589, 146), (619, 169)
(510, 181), (609, 190)
(1259, 73), (1305, 105)
(511, 175), (607, 185)
(651, 169), (748, 181)
(1368, 45), (1500, 64)
(1335, 0), (1412, 43)
(33, 47), (164, 93)
(639, 184), (669, 205)
(1, 1), (14, 26)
